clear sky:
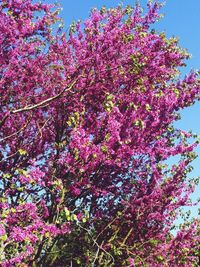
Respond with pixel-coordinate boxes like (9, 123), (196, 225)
(47, 0), (200, 217)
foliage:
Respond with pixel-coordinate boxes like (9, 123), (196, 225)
(0, 0), (200, 266)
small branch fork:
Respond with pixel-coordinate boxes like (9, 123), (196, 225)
(0, 79), (78, 128)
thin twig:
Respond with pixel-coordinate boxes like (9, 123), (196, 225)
(11, 79), (78, 114)
(0, 114), (32, 142)
(79, 224), (115, 265)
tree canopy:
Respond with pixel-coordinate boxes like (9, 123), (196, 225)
(0, 1), (200, 266)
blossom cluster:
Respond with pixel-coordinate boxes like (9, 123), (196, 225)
(0, 0), (200, 266)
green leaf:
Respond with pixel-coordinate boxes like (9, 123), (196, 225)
(64, 207), (70, 217)
(18, 149), (27, 156)
(82, 218), (87, 223)
(149, 239), (158, 246)
(0, 234), (7, 242)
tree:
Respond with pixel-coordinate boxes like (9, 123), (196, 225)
(0, 0), (200, 266)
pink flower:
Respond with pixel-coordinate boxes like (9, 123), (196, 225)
(128, 258), (135, 267)
(0, 224), (6, 236)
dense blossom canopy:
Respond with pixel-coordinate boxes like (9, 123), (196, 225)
(0, 0), (200, 266)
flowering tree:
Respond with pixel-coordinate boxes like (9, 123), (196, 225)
(0, 0), (200, 266)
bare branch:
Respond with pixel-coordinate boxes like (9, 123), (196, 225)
(11, 79), (78, 114)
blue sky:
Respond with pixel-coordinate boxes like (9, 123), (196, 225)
(47, 0), (200, 217)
